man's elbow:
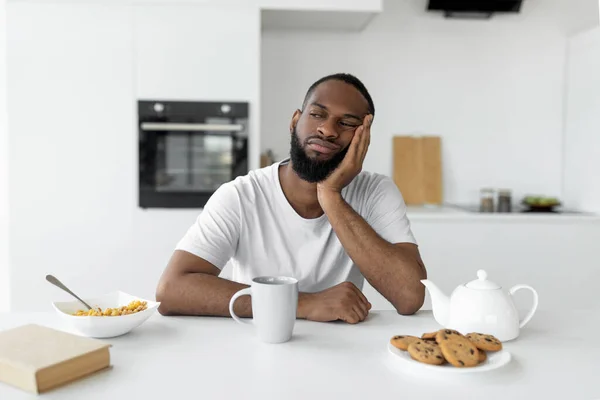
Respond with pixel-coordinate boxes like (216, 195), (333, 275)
(155, 278), (174, 316)
(393, 289), (425, 316)
(395, 303), (421, 316)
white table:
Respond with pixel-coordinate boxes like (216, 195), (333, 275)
(0, 310), (597, 399)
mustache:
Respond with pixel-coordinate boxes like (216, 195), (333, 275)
(303, 135), (339, 147)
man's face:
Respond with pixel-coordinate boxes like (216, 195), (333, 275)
(289, 80), (371, 183)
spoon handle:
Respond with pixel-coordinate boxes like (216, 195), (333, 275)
(45, 274), (93, 310)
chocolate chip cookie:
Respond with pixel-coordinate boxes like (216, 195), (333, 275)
(438, 337), (480, 368)
(435, 329), (464, 343)
(390, 335), (421, 351)
(478, 349), (488, 364)
(466, 333), (503, 352)
(407, 340), (446, 365)
(421, 331), (439, 340)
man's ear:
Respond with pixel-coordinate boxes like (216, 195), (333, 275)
(289, 109), (301, 134)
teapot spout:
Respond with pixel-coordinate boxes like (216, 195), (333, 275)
(421, 279), (450, 327)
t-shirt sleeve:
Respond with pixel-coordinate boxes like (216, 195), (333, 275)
(365, 176), (417, 245)
(175, 182), (241, 269)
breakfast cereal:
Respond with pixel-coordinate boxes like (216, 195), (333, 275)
(73, 300), (148, 316)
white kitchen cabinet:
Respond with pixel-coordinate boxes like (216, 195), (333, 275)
(260, 0), (381, 11)
(0, 0), (9, 313)
(261, 0), (382, 32)
(6, 1), (263, 311)
(133, 3), (261, 170)
(362, 208), (600, 313)
(133, 4), (259, 102)
(564, 27), (600, 214)
(7, 2), (137, 311)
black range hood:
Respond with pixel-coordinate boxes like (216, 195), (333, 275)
(427, 0), (524, 19)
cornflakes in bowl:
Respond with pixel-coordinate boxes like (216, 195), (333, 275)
(52, 291), (160, 338)
(72, 299), (148, 317)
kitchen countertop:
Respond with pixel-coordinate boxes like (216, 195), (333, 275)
(406, 204), (600, 222)
(0, 310), (597, 399)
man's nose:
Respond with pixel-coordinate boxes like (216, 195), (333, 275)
(317, 118), (339, 139)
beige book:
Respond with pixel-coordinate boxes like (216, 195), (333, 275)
(0, 324), (111, 394)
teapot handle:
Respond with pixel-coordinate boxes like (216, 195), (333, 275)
(509, 284), (539, 328)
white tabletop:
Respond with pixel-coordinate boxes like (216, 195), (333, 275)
(0, 310), (597, 399)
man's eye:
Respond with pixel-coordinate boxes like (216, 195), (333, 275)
(340, 122), (358, 127)
(310, 113), (323, 118)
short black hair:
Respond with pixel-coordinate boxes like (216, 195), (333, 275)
(301, 73), (375, 117)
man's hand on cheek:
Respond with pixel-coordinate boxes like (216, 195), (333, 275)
(317, 114), (372, 203)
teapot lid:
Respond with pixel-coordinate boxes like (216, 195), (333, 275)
(465, 270), (501, 290)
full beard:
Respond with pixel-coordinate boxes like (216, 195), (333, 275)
(289, 127), (349, 183)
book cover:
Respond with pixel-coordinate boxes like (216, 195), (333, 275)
(0, 324), (111, 393)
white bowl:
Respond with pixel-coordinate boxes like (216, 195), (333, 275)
(52, 291), (160, 338)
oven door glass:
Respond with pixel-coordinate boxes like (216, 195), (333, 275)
(154, 132), (234, 193)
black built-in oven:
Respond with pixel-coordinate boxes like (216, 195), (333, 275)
(138, 100), (249, 208)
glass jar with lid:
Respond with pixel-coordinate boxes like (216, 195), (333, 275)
(497, 189), (512, 213)
(479, 188), (495, 213)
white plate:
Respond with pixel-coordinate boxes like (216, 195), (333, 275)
(387, 343), (511, 374)
(52, 291), (160, 338)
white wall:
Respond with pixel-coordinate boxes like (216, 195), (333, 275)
(564, 27), (600, 214)
(0, 0), (9, 313)
(261, 0), (590, 205)
(7, 2), (260, 311)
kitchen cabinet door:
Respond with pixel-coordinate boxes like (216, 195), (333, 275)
(260, 0), (382, 32)
(133, 4), (260, 102)
(7, 2), (136, 311)
(0, 0), (8, 312)
(260, 0), (382, 12)
(564, 27), (600, 214)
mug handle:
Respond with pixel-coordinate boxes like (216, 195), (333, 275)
(229, 288), (252, 325)
(509, 284), (539, 328)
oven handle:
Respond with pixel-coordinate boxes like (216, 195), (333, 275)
(140, 122), (243, 132)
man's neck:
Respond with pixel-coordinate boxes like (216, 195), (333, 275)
(278, 162), (324, 219)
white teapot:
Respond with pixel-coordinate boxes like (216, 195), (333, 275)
(421, 270), (538, 341)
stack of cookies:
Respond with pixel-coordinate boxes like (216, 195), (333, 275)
(390, 329), (503, 368)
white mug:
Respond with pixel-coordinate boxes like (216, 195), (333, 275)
(229, 276), (298, 344)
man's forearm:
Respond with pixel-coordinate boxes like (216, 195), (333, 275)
(319, 190), (426, 314)
(157, 273), (314, 318)
(157, 273), (252, 317)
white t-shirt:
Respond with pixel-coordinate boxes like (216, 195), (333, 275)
(175, 159), (416, 293)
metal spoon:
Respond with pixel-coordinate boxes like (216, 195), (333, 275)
(45, 274), (93, 310)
